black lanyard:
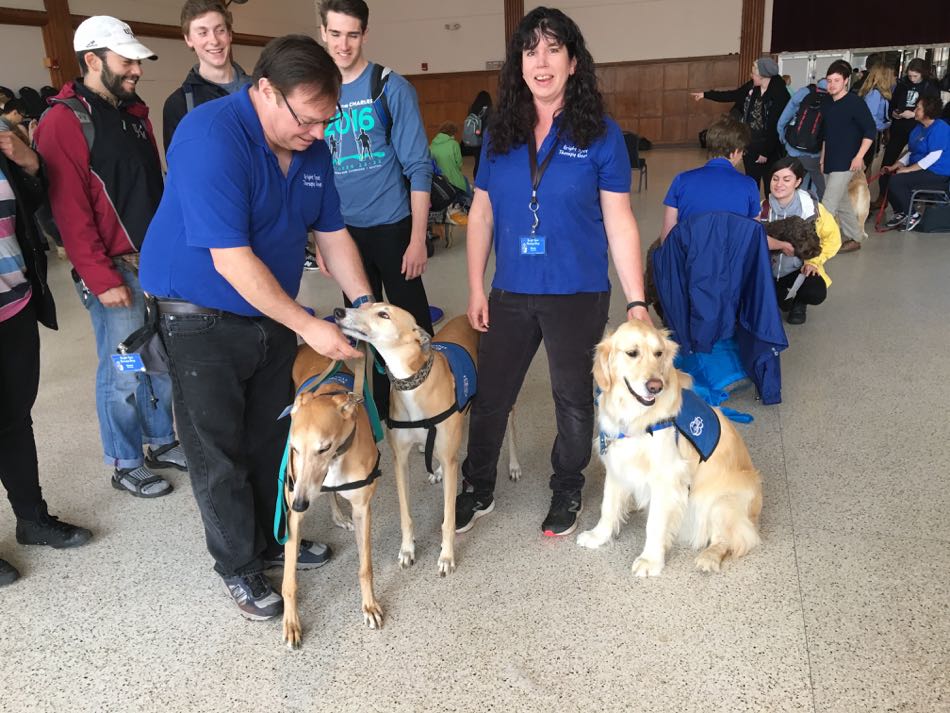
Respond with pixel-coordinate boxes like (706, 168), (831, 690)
(527, 130), (559, 234)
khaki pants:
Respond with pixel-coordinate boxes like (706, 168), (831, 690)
(822, 170), (864, 242)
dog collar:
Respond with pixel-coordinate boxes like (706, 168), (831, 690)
(388, 353), (434, 391)
(334, 423), (357, 458)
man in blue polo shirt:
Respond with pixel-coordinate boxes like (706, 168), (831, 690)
(140, 35), (374, 621)
(660, 114), (761, 242)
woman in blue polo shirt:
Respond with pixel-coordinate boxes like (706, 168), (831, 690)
(883, 96), (950, 231)
(455, 7), (650, 538)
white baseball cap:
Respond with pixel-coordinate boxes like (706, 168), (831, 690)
(73, 16), (158, 61)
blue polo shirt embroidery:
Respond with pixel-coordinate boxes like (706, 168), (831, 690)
(476, 118), (630, 294)
(663, 158), (761, 223)
(140, 87), (345, 316)
(431, 342), (476, 409)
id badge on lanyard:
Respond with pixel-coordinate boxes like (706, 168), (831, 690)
(520, 131), (559, 256)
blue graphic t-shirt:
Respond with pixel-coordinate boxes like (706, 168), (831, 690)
(326, 63), (432, 228)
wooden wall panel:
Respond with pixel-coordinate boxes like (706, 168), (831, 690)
(406, 55), (741, 147)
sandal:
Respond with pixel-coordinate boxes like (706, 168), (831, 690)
(112, 465), (173, 498)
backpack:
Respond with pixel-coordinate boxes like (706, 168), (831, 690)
(461, 107), (486, 148)
(41, 96), (95, 151)
(916, 203), (950, 233)
(784, 86), (825, 154)
(369, 63), (394, 145)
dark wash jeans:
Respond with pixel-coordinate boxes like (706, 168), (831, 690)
(461, 289), (610, 496)
(159, 311), (295, 577)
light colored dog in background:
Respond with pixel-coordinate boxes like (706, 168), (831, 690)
(336, 303), (520, 576)
(850, 171), (871, 239)
(577, 320), (762, 576)
(281, 346), (383, 649)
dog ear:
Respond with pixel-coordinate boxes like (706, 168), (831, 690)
(592, 334), (613, 393)
(289, 392), (310, 416)
(414, 326), (432, 353)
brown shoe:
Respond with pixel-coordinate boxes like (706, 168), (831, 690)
(838, 240), (862, 253)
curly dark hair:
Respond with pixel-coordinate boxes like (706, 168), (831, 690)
(767, 215), (822, 261)
(488, 7), (605, 156)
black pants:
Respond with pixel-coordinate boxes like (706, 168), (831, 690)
(879, 118), (916, 195)
(0, 301), (44, 519)
(775, 271), (827, 311)
(461, 290), (610, 496)
(886, 170), (950, 215)
(160, 312), (295, 576)
(345, 216), (433, 418)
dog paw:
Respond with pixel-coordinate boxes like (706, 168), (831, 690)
(508, 463), (522, 482)
(428, 464), (444, 485)
(438, 555), (456, 577)
(631, 556), (664, 577)
(282, 614), (302, 650)
(398, 545), (415, 568)
(694, 552), (722, 573)
(576, 529), (609, 550)
(362, 601), (384, 629)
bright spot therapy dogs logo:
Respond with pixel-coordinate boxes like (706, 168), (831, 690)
(689, 416), (704, 437)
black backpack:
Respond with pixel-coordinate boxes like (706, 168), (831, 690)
(784, 86), (825, 154)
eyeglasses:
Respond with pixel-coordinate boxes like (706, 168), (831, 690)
(278, 89), (341, 129)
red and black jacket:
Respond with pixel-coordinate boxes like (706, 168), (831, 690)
(34, 81), (164, 295)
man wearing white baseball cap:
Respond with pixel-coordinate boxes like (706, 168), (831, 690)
(34, 17), (188, 500)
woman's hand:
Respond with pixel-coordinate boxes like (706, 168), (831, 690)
(769, 239), (795, 257)
(690, 92), (704, 102)
(755, 155), (768, 164)
(467, 290), (490, 332)
(801, 263), (818, 277)
(899, 109), (915, 119)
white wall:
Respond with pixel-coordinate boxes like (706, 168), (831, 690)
(0, 0), (45, 9)
(0, 24), (54, 93)
(69, 0), (318, 39)
(360, 0), (743, 74)
(360, 0), (506, 74)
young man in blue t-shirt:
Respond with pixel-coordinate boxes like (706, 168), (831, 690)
(318, 0), (434, 416)
(660, 114), (761, 242)
(140, 36), (374, 621)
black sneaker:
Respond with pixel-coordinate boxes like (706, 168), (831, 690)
(455, 491), (494, 533)
(885, 212), (906, 228)
(541, 490), (582, 537)
(264, 540), (332, 570)
(303, 254), (320, 272)
(16, 506), (92, 549)
(787, 301), (807, 325)
(221, 572), (283, 620)
(0, 558), (19, 587)
(903, 211), (922, 232)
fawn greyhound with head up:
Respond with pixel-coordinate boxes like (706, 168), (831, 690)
(335, 303), (520, 576)
(279, 345), (383, 649)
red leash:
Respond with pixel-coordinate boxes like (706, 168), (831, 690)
(867, 170), (893, 233)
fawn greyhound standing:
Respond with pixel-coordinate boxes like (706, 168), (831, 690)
(279, 345), (383, 648)
(335, 304), (520, 576)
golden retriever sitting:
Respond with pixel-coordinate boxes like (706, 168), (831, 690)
(577, 320), (762, 575)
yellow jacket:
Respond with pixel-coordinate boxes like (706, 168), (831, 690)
(762, 191), (841, 287)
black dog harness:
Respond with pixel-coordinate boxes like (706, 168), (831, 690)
(385, 349), (474, 476)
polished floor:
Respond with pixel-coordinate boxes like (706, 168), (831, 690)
(2, 149), (948, 713)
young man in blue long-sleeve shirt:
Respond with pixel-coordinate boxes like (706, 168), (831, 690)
(319, 0), (434, 416)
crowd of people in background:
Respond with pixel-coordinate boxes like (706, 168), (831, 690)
(1, 1), (949, 623)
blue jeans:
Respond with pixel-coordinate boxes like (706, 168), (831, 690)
(75, 262), (176, 469)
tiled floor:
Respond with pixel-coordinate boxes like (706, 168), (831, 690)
(2, 149), (948, 712)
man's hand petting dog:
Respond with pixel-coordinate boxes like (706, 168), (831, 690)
(301, 319), (361, 360)
(627, 304), (653, 325)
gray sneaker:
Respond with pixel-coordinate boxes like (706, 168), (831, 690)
(221, 572), (283, 620)
(146, 441), (188, 471)
(112, 465), (172, 498)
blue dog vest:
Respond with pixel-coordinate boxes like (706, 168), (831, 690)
(431, 342), (477, 409)
(600, 388), (721, 462)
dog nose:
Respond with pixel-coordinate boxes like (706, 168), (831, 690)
(333, 308), (346, 320)
(291, 496), (310, 513)
(646, 378), (664, 395)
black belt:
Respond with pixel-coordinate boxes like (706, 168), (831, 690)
(153, 298), (225, 318)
